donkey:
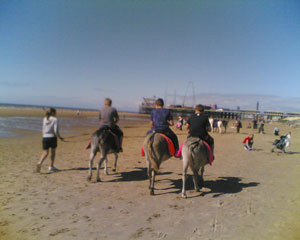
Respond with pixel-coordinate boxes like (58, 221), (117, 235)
(217, 120), (223, 133)
(181, 137), (211, 198)
(222, 120), (229, 133)
(87, 127), (119, 182)
(213, 119), (219, 133)
(143, 133), (173, 195)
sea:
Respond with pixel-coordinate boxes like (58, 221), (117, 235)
(0, 103), (146, 138)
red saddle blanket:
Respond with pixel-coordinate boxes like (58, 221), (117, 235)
(141, 133), (175, 156)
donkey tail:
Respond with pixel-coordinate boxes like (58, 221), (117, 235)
(147, 134), (159, 173)
(188, 143), (195, 170)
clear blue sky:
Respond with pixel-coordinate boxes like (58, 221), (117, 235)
(1, 0), (300, 112)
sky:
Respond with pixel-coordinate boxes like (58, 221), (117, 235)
(1, 0), (300, 112)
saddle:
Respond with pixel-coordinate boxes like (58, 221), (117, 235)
(86, 127), (119, 151)
(141, 133), (175, 157)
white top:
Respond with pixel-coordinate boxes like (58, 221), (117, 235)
(42, 116), (59, 138)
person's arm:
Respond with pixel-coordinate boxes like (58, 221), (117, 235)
(150, 111), (154, 128)
(186, 117), (191, 130)
(206, 118), (212, 132)
(207, 125), (212, 132)
(113, 109), (119, 124)
(54, 119), (64, 141)
(99, 111), (102, 121)
(166, 111), (174, 126)
(150, 120), (154, 128)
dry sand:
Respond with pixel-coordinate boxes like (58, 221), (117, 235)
(0, 108), (299, 240)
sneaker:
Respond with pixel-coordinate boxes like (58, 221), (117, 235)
(36, 164), (41, 173)
(48, 166), (59, 171)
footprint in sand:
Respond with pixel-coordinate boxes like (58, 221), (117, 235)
(147, 213), (161, 222)
(131, 227), (153, 239)
(49, 228), (70, 236)
(0, 220), (10, 227)
(168, 204), (184, 210)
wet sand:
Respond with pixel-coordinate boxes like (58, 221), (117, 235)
(0, 108), (299, 240)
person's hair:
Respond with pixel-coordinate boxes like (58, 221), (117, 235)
(155, 98), (164, 107)
(104, 98), (112, 106)
(45, 108), (56, 120)
(195, 104), (204, 113)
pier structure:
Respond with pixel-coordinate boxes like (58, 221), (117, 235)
(139, 97), (298, 120)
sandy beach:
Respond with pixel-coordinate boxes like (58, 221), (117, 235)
(0, 107), (299, 240)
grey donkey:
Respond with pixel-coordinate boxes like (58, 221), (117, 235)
(181, 137), (211, 198)
(87, 127), (118, 182)
(143, 133), (173, 195)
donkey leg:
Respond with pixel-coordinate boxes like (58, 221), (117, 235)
(182, 155), (189, 198)
(112, 153), (118, 172)
(87, 150), (97, 181)
(199, 167), (205, 188)
(146, 156), (152, 189)
(150, 169), (156, 195)
(192, 169), (200, 192)
(96, 155), (106, 182)
(104, 156), (108, 175)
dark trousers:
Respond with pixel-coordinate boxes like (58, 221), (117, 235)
(162, 128), (179, 152)
(111, 126), (123, 137)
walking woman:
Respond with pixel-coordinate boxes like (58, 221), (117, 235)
(36, 108), (64, 173)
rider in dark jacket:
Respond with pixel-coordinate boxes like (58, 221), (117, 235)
(186, 105), (214, 156)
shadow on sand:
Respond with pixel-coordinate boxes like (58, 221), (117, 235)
(285, 151), (300, 155)
(166, 176), (259, 198)
(40, 168), (260, 198)
(107, 167), (173, 182)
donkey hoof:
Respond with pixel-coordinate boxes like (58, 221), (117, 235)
(199, 180), (204, 188)
(112, 168), (116, 172)
(97, 178), (101, 182)
(150, 189), (154, 195)
(182, 193), (187, 199)
(87, 176), (92, 182)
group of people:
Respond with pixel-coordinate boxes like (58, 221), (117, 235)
(36, 96), (295, 172)
(37, 98), (124, 172)
(37, 98), (215, 172)
(146, 98), (214, 158)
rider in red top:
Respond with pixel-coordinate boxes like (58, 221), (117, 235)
(243, 134), (254, 151)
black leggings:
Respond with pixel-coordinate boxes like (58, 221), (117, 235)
(111, 126), (123, 137)
(161, 128), (179, 152)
